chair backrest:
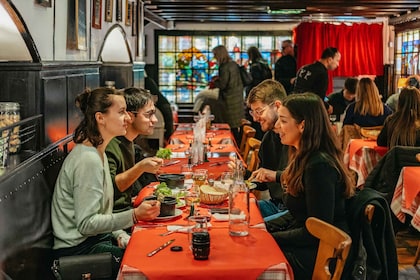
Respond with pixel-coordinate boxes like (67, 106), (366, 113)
(244, 137), (261, 172)
(239, 125), (256, 156)
(305, 217), (352, 280)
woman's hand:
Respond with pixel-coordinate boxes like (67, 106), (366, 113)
(249, 168), (276, 183)
(134, 200), (161, 221)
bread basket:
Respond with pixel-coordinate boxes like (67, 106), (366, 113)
(199, 185), (228, 205)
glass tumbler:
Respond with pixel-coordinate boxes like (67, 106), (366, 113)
(187, 216), (208, 250)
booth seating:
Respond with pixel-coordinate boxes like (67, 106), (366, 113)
(0, 136), (73, 279)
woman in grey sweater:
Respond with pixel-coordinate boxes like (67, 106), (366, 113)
(51, 87), (161, 277)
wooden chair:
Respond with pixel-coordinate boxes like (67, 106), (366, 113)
(239, 125), (256, 156)
(243, 137), (261, 170)
(305, 217), (352, 280)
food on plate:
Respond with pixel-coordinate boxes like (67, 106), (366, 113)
(154, 182), (172, 200)
(156, 147), (172, 159)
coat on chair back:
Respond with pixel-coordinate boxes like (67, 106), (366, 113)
(344, 188), (398, 280)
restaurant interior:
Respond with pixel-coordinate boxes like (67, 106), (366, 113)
(1, 0), (420, 279)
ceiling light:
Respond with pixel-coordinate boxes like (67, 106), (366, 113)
(267, 9), (305, 15)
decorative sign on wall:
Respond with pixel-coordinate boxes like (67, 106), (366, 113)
(131, 0), (137, 36)
(125, 0), (132, 26)
(105, 0), (113, 22)
(66, 0), (87, 50)
(116, 0), (122, 22)
(92, 0), (102, 29)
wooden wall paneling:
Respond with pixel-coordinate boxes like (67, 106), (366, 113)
(66, 74), (85, 135)
(42, 76), (67, 146)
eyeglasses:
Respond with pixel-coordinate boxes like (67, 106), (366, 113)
(130, 109), (156, 119)
(249, 102), (274, 118)
(281, 45), (290, 50)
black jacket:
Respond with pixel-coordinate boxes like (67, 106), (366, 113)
(344, 188), (398, 280)
(364, 146), (420, 204)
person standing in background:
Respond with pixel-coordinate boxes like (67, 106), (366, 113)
(294, 47), (341, 114)
(106, 87), (163, 216)
(274, 40), (297, 95)
(212, 45), (244, 145)
(326, 77), (358, 121)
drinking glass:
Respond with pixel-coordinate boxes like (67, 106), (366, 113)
(220, 171), (233, 186)
(180, 164), (193, 180)
(192, 169), (208, 192)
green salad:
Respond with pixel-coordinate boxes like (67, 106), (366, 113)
(156, 148), (172, 159)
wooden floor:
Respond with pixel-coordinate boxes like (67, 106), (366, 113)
(396, 226), (420, 277)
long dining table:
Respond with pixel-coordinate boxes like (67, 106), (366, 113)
(117, 123), (294, 280)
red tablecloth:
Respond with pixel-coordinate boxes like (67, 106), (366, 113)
(122, 188), (293, 280)
(119, 227), (293, 280)
(391, 166), (420, 231)
(343, 139), (388, 187)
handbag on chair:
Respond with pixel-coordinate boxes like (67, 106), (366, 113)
(51, 252), (113, 280)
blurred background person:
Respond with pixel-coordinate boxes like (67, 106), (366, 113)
(244, 46), (273, 140)
(274, 39), (297, 95)
(377, 86), (420, 148)
(212, 45), (244, 144)
(326, 77), (358, 121)
(386, 75), (420, 112)
(342, 77), (392, 127)
(294, 47), (341, 114)
(144, 69), (174, 142)
(270, 93), (353, 279)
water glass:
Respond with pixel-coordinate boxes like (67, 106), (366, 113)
(180, 164), (193, 180)
(220, 171), (233, 186)
(228, 181), (250, 236)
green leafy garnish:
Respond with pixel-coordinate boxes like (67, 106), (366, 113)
(154, 182), (172, 201)
(156, 148), (172, 159)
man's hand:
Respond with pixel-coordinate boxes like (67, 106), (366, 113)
(137, 157), (163, 174)
(249, 168), (276, 183)
(134, 200), (161, 221)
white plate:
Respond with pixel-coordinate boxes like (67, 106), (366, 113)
(154, 209), (183, 221)
(176, 199), (186, 209)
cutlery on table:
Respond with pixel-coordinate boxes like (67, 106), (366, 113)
(209, 161), (229, 167)
(147, 239), (175, 257)
(162, 160), (181, 167)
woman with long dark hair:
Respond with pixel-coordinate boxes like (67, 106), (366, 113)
(271, 93), (354, 279)
(377, 86), (420, 148)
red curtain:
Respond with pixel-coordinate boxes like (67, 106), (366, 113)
(294, 22), (384, 95)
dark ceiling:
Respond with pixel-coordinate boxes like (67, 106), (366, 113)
(143, 0), (420, 27)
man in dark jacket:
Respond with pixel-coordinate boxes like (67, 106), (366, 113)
(274, 40), (297, 95)
(327, 77), (358, 121)
(294, 47), (341, 114)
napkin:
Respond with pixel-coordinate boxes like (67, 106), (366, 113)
(166, 223), (212, 233)
(212, 213), (246, 221)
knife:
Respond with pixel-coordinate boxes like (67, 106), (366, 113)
(147, 239), (175, 257)
(162, 160), (181, 167)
